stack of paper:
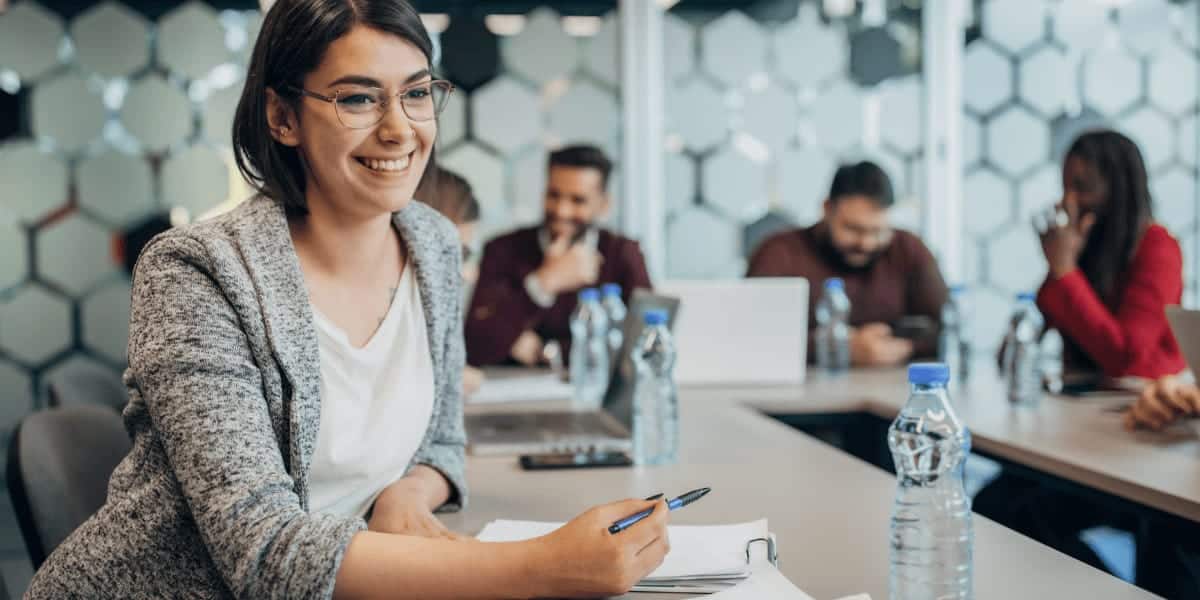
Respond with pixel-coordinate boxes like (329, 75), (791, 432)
(477, 518), (810, 596)
(467, 373), (572, 404)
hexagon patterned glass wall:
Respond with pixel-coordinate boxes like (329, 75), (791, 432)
(966, 0), (1200, 354)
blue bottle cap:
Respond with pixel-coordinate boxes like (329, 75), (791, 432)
(601, 283), (622, 297)
(1016, 292), (1035, 302)
(908, 362), (950, 385)
(643, 309), (668, 326)
(824, 277), (844, 291)
(950, 284), (967, 295)
(579, 288), (600, 302)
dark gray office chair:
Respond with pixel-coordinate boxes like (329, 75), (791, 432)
(45, 362), (127, 413)
(6, 404), (131, 568)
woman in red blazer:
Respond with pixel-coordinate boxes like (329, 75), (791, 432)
(1036, 129), (1185, 379)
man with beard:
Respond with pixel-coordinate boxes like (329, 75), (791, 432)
(747, 160), (948, 367)
(466, 144), (651, 367)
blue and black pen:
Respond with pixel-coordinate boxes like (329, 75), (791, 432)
(608, 487), (712, 534)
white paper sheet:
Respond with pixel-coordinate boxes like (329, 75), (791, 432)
(467, 374), (572, 404)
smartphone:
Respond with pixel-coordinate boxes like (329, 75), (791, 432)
(891, 315), (937, 340)
(518, 451), (633, 470)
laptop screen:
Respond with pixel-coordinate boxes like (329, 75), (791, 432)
(601, 288), (681, 429)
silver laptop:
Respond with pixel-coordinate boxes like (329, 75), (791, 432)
(1167, 306), (1200, 376)
(465, 289), (681, 456)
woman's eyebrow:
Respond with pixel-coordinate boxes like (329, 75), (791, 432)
(326, 69), (431, 89)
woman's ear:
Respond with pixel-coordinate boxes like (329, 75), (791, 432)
(265, 87), (301, 147)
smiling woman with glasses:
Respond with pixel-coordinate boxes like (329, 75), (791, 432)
(24, 1), (669, 599)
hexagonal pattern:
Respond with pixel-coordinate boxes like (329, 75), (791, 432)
(120, 76), (193, 152)
(39, 354), (122, 405)
(1148, 43), (1198, 117)
(741, 85), (797, 153)
(849, 27), (903, 87)
(162, 144), (230, 219)
(584, 14), (618, 87)
(743, 211), (795, 258)
(158, 1), (228, 81)
(981, 0), (1048, 55)
(437, 87), (468, 148)
(1153, 168), (1196, 229)
(702, 148), (767, 225)
(1181, 1), (1199, 51)
(1017, 164), (1061, 224)
(986, 106), (1050, 177)
(1181, 115), (1196, 168)
(512, 151), (546, 225)
(963, 113), (982, 167)
(964, 168), (1011, 236)
(1118, 107), (1173, 174)
(37, 213), (116, 296)
(988, 226), (1046, 294)
(964, 43), (1012, 115)
(1118, 0), (1171, 56)
(0, 141), (68, 224)
(700, 11), (767, 87)
(1019, 46), (1071, 119)
(971, 287), (1015, 352)
(664, 13), (695, 82)
(83, 279), (132, 363)
(810, 80), (863, 152)
(548, 80), (619, 153)
(667, 208), (738, 279)
(0, 1), (63, 82)
(777, 146), (833, 224)
(667, 78), (728, 151)
(440, 144), (509, 240)
(77, 150), (155, 227)
(472, 77), (541, 155)
(0, 359), (34, 432)
(1083, 48), (1142, 116)
(1054, 0), (1112, 52)
(773, 4), (845, 89)
(880, 76), (922, 155)
(202, 84), (241, 148)
(0, 219), (27, 291)
(502, 8), (577, 85)
(31, 73), (107, 152)
(72, 2), (150, 78)
(665, 152), (696, 217)
(0, 284), (72, 364)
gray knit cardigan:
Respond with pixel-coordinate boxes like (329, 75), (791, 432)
(26, 195), (468, 599)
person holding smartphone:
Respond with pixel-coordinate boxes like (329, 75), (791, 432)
(747, 160), (949, 367)
(25, 2), (668, 597)
(465, 144), (653, 367)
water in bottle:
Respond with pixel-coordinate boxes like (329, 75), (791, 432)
(888, 362), (973, 600)
(938, 285), (972, 387)
(815, 277), (851, 375)
(600, 283), (627, 358)
(1001, 293), (1043, 406)
(631, 309), (678, 466)
(569, 288), (610, 410)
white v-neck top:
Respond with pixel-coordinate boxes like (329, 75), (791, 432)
(307, 263), (436, 518)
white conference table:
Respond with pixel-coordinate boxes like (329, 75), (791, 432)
(451, 368), (1162, 599)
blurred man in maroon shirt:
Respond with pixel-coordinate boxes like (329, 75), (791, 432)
(466, 145), (651, 367)
(747, 160), (948, 367)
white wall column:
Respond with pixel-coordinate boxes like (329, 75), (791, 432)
(618, 0), (666, 279)
(922, 0), (967, 284)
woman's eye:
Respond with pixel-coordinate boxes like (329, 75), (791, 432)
(339, 94), (377, 106)
(405, 87), (431, 100)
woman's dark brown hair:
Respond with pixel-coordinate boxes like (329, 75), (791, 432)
(232, 0), (435, 214)
(1067, 130), (1154, 308)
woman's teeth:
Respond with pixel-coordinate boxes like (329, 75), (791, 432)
(360, 156), (409, 172)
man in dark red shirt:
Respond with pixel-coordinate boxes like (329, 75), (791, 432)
(465, 145), (651, 367)
(747, 160), (948, 367)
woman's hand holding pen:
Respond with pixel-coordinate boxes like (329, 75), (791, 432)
(529, 497), (670, 598)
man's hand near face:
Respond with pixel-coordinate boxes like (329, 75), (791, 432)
(533, 233), (602, 296)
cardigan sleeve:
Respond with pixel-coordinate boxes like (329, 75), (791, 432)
(128, 236), (364, 600)
(1036, 226), (1183, 377)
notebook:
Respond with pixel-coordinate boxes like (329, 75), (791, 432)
(476, 518), (807, 594)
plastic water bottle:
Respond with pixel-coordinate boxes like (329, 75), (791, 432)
(569, 288), (610, 410)
(631, 309), (678, 466)
(888, 363), (973, 600)
(1001, 293), (1043, 406)
(815, 277), (851, 375)
(938, 285), (972, 386)
(600, 283), (627, 357)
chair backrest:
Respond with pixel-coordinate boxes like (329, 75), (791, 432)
(6, 404), (132, 568)
(46, 363), (127, 412)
